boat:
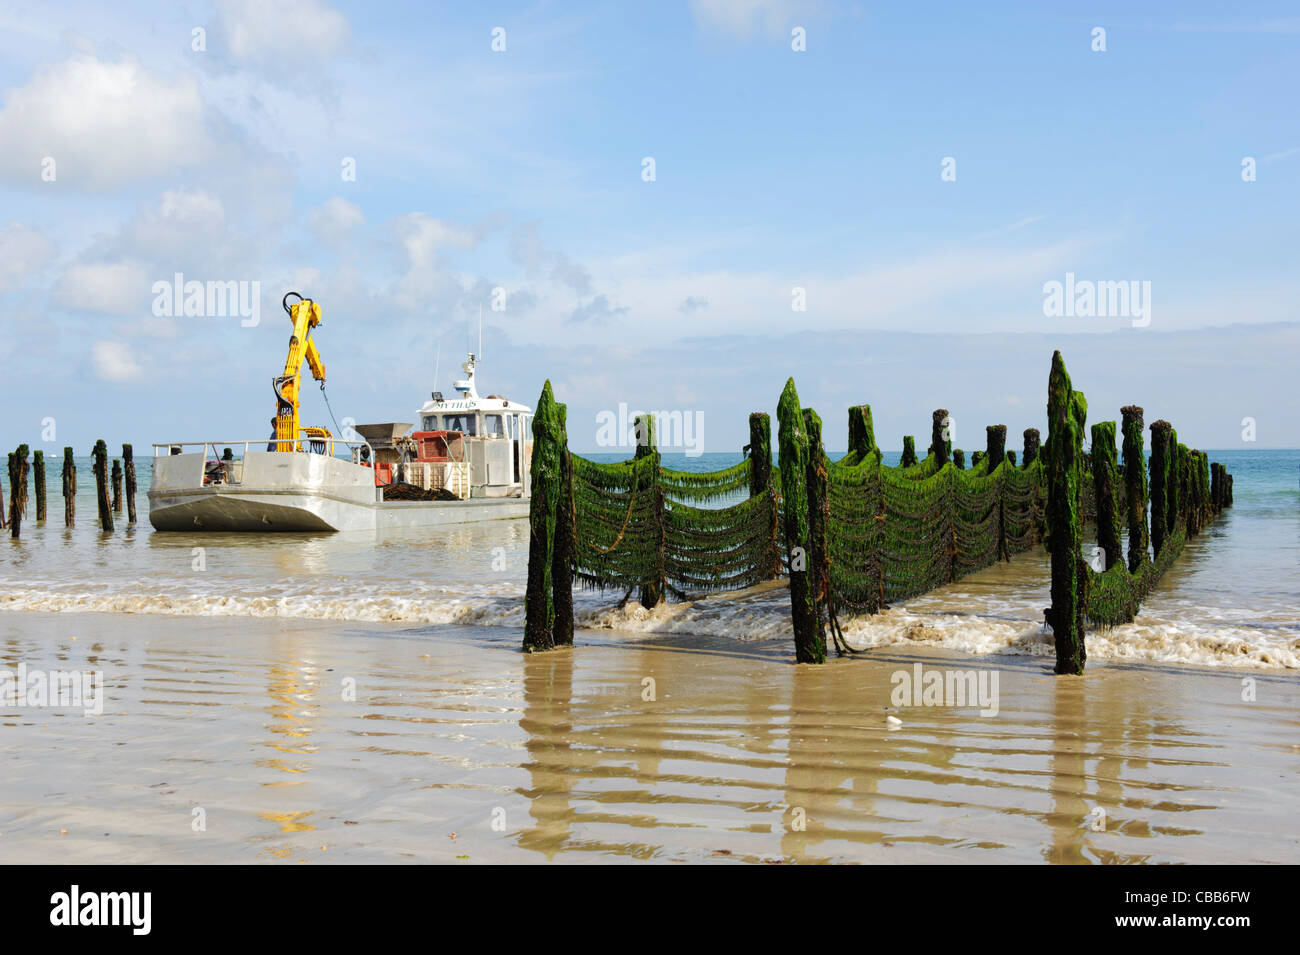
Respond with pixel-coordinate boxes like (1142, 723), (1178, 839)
(147, 294), (533, 532)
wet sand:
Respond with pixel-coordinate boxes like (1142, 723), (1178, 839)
(0, 613), (1294, 867)
(1, 611), (1297, 864)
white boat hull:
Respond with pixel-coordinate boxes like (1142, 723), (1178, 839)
(147, 448), (528, 532)
(148, 486), (529, 532)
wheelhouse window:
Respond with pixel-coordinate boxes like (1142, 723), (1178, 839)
(422, 415), (439, 431)
(484, 414), (505, 437)
(443, 413), (478, 435)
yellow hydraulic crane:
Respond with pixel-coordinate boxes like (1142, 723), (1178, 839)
(273, 292), (331, 452)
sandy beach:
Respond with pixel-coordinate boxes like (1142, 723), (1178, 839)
(2, 610), (1296, 865)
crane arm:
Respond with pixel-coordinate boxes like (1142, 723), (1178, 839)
(273, 294), (328, 452)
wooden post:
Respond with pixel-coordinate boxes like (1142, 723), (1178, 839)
(111, 459), (123, 513)
(971, 450), (985, 469)
(634, 413), (664, 610)
(985, 425), (1006, 471)
(1022, 428), (1040, 467)
(93, 440), (113, 532)
(803, 407), (829, 663)
(900, 435), (917, 468)
(778, 378), (821, 664)
(551, 405), (574, 647)
(846, 405), (876, 463)
(123, 444), (137, 525)
(1090, 422), (1122, 571)
(928, 409), (950, 466)
(1154, 420), (1175, 556)
(33, 450), (46, 522)
(747, 412), (780, 580)
(1121, 407), (1149, 572)
(747, 412), (772, 496)
(7, 452), (18, 538)
(1045, 352), (1088, 675)
(0, 454), (6, 528)
(62, 447), (76, 527)
(523, 382), (561, 652)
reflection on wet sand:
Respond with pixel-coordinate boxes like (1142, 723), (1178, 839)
(1, 613), (1296, 864)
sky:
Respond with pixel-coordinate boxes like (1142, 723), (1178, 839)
(0, 0), (1296, 456)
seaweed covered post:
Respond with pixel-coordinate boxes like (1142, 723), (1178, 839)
(971, 450), (985, 469)
(523, 381), (563, 652)
(985, 425), (1007, 471)
(62, 447), (76, 527)
(1120, 407), (1149, 572)
(1045, 352), (1088, 675)
(33, 450), (46, 522)
(1154, 420), (1175, 556)
(111, 458), (123, 514)
(1022, 428), (1040, 467)
(953, 449), (965, 470)
(634, 413), (665, 609)
(747, 412), (772, 496)
(551, 405), (574, 647)
(6, 452), (18, 538)
(900, 436), (918, 469)
(1090, 422), (1122, 571)
(928, 409), (951, 466)
(747, 412), (781, 580)
(803, 408), (830, 661)
(10, 445), (30, 538)
(778, 378), (822, 663)
(93, 442), (113, 531)
(846, 405), (876, 464)
(1210, 462), (1222, 512)
(123, 444), (137, 525)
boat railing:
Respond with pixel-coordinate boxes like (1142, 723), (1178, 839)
(151, 438), (376, 488)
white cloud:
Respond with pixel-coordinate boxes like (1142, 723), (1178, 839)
(0, 55), (211, 189)
(91, 340), (143, 382)
(690, 0), (825, 39)
(0, 222), (53, 291)
(54, 261), (151, 315)
(218, 0), (350, 62)
(127, 189), (227, 256)
(309, 197), (365, 243)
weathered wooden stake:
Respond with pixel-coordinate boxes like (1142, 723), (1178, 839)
(929, 409), (950, 466)
(34, 450), (46, 522)
(985, 425), (1007, 471)
(1022, 428), (1040, 467)
(1090, 422), (1122, 571)
(634, 413), (664, 610)
(523, 382), (561, 652)
(803, 407), (829, 662)
(1154, 421), (1177, 556)
(93, 440), (113, 532)
(1045, 352), (1087, 675)
(846, 405), (876, 464)
(551, 406), (574, 646)
(6, 452), (18, 538)
(123, 444), (138, 525)
(953, 449), (965, 469)
(111, 459), (123, 513)
(778, 378), (821, 664)
(900, 435), (918, 468)
(1120, 407), (1149, 572)
(747, 412), (780, 580)
(62, 447), (76, 527)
